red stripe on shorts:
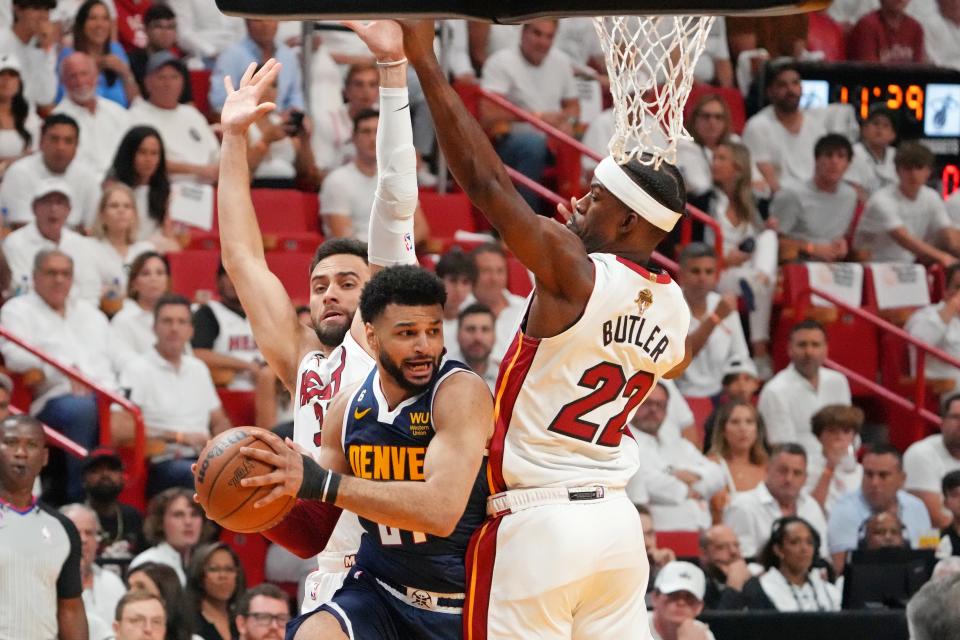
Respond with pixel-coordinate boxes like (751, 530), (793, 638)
(487, 331), (540, 494)
(464, 515), (503, 640)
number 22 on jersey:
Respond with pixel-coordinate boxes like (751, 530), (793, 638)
(547, 362), (655, 447)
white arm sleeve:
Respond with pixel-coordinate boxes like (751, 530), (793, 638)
(367, 85), (419, 268)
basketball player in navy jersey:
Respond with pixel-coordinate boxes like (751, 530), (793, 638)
(240, 266), (493, 640)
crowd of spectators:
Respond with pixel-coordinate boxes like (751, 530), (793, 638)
(5, 1), (960, 638)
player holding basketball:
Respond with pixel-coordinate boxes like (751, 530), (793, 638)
(216, 22), (420, 611)
(241, 265), (493, 639)
(400, 20), (692, 639)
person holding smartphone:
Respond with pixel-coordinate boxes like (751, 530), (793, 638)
(247, 70), (318, 189)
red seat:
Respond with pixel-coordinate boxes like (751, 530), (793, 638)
(685, 84), (747, 135)
(189, 69), (212, 120)
(220, 530), (268, 586)
(251, 189), (320, 233)
(419, 191), (477, 242)
(182, 231), (220, 251)
(217, 389), (256, 426)
(264, 231), (325, 253)
(168, 250), (220, 301)
(807, 11), (846, 61)
(507, 256), (533, 298)
(265, 252), (313, 305)
(655, 531), (700, 558)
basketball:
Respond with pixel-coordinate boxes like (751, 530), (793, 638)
(193, 427), (296, 533)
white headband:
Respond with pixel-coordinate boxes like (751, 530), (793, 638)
(593, 156), (682, 232)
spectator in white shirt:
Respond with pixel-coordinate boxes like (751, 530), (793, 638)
(480, 19), (579, 208)
(120, 294), (231, 496)
(724, 443), (829, 560)
(805, 404), (864, 517)
(110, 251), (169, 365)
(456, 303), (498, 392)
(0, 0), (58, 110)
(470, 243), (527, 363)
(191, 264), (263, 392)
(854, 142), (960, 266)
(628, 384), (725, 531)
(758, 319), (852, 454)
(649, 562), (717, 640)
(768, 133), (858, 262)
(676, 243), (750, 399)
(435, 248), (476, 357)
(0, 53), (39, 176)
(311, 62), (377, 176)
(130, 487), (207, 585)
(128, 52), (219, 185)
(0, 248), (115, 501)
(742, 59), (832, 194)
(844, 104), (898, 199)
(904, 392), (960, 528)
(164, 0), (244, 66)
(319, 108), (378, 241)
(3, 178), (102, 302)
(925, 0), (960, 70)
(60, 503), (126, 637)
(54, 51), (130, 180)
(906, 263), (960, 392)
(0, 113), (101, 229)
(89, 183), (156, 302)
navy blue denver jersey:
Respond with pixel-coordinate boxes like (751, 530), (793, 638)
(342, 358), (488, 594)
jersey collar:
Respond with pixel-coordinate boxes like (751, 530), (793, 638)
(615, 256), (673, 284)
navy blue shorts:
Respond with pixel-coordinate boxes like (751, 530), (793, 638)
(285, 566), (463, 640)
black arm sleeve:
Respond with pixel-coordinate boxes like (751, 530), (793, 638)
(48, 508), (84, 600)
(191, 304), (220, 349)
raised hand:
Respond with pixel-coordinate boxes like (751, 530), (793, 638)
(342, 20), (404, 62)
(221, 59), (282, 137)
(398, 20), (437, 64)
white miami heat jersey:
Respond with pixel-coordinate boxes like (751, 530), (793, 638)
(208, 300), (260, 391)
(292, 330), (375, 585)
(488, 252), (690, 492)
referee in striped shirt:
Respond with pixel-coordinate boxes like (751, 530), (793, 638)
(0, 414), (88, 639)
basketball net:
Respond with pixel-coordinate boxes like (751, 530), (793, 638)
(593, 16), (716, 168)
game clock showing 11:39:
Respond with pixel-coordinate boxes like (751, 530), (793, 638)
(794, 62), (960, 196)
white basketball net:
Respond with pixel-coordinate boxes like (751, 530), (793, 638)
(593, 15), (716, 168)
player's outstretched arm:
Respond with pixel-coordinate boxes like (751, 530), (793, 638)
(242, 372), (493, 537)
(218, 60), (319, 392)
(400, 21), (592, 299)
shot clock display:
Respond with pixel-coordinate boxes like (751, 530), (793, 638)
(783, 62), (960, 194)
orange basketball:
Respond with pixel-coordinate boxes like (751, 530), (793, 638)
(193, 426), (296, 533)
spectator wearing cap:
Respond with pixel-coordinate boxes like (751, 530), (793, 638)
(926, 0), (960, 70)
(0, 371), (12, 420)
(805, 404), (865, 517)
(119, 294), (231, 496)
(827, 443), (931, 573)
(737, 516), (840, 611)
(208, 19), (304, 115)
(906, 264), (960, 393)
(53, 51), (131, 180)
(649, 561), (717, 640)
(434, 248), (477, 355)
(0, 53), (40, 173)
(0, 0), (58, 110)
(854, 142), (960, 266)
(128, 52), (219, 185)
(701, 359), (760, 450)
(723, 444), (829, 560)
(845, 104), (898, 199)
(128, 5), (193, 105)
(191, 264), (263, 392)
(0, 113), (102, 229)
(0, 249), (116, 501)
(3, 177), (102, 302)
(757, 319), (852, 454)
(82, 447), (146, 572)
(60, 502), (127, 639)
(847, 0), (926, 64)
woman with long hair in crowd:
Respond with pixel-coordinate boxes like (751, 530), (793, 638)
(708, 141), (779, 377)
(186, 542), (246, 640)
(737, 517), (840, 611)
(59, 0), (139, 106)
(130, 487), (212, 586)
(707, 399), (769, 523)
(108, 125), (180, 252)
(91, 183), (157, 301)
(0, 54), (37, 180)
(127, 561), (197, 640)
(109, 251), (170, 363)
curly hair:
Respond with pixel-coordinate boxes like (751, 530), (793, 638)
(142, 487), (214, 546)
(359, 265), (446, 324)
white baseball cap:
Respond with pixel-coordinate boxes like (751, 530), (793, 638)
(0, 54), (21, 75)
(654, 561), (706, 600)
(32, 178), (73, 204)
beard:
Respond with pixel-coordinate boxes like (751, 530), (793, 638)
(85, 479), (123, 503)
(315, 319), (351, 348)
(378, 349), (442, 396)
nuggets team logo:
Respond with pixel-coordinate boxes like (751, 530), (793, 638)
(635, 289), (653, 317)
(410, 590), (434, 609)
